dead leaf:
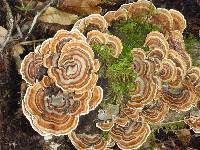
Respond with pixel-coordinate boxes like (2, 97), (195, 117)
(38, 7), (79, 25)
(0, 26), (8, 46)
(58, 0), (102, 15)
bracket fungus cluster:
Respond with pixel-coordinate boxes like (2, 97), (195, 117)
(20, 0), (200, 149)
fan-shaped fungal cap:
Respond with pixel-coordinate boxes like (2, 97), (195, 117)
(88, 86), (103, 111)
(68, 131), (108, 150)
(96, 120), (114, 131)
(149, 8), (173, 34)
(169, 9), (186, 33)
(106, 34), (123, 58)
(161, 81), (197, 112)
(167, 49), (188, 75)
(48, 40), (98, 93)
(184, 116), (200, 133)
(128, 0), (156, 19)
(74, 14), (108, 34)
(144, 31), (169, 55)
(22, 77), (83, 136)
(104, 8), (128, 26)
(20, 52), (45, 85)
(168, 67), (184, 88)
(158, 58), (177, 82)
(109, 117), (151, 150)
(168, 30), (192, 69)
(50, 29), (86, 53)
(86, 30), (107, 45)
(142, 101), (169, 124)
(129, 76), (158, 106)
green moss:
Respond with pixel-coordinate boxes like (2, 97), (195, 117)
(185, 34), (200, 67)
(102, 131), (109, 140)
(92, 19), (160, 108)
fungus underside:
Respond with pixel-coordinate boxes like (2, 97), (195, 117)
(92, 19), (160, 108)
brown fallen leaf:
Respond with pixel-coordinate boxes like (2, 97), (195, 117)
(38, 7), (79, 25)
(0, 26), (8, 46)
(58, 0), (102, 15)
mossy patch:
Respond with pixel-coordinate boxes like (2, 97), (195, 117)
(185, 34), (200, 67)
(92, 19), (160, 108)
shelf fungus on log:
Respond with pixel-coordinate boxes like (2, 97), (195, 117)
(48, 40), (99, 93)
(142, 101), (169, 124)
(73, 14), (108, 35)
(68, 131), (108, 150)
(86, 30), (107, 45)
(109, 117), (151, 150)
(185, 117), (200, 133)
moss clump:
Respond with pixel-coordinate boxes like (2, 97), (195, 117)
(185, 34), (200, 67)
(93, 19), (160, 108)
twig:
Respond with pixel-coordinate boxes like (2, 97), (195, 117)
(20, 39), (46, 45)
(25, 0), (56, 40)
(0, 0), (14, 53)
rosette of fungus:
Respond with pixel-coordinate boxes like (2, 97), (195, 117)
(184, 116), (200, 133)
(68, 131), (108, 150)
(48, 40), (99, 93)
(109, 117), (151, 150)
(23, 76), (83, 136)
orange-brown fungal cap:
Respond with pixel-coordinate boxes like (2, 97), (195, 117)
(167, 49), (188, 75)
(88, 86), (103, 111)
(147, 48), (166, 61)
(168, 30), (192, 69)
(109, 117), (151, 150)
(68, 131), (108, 150)
(158, 58), (177, 82)
(128, 0), (156, 19)
(132, 48), (148, 76)
(96, 120), (114, 131)
(75, 14), (108, 34)
(142, 101), (169, 124)
(144, 31), (169, 55)
(114, 8), (128, 22)
(106, 34), (123, 58)
(35, 39), (51, 55)
(122, 106), (141, 120)
(104, 8), (128, 26)
(104, 11), (115, 26)
(48, 40), (98, 93)
(22, 77), (80, 136)
(161, 82), (198, 112)
(185, 116), (200, 133)
(149, 8), (173, 34)
(86, 30), (107, 45)
(130, 76), (158, 105)
(169, 9), (186, 33)
(168, 67), (184, 88)
(20, 52), (44, 85)
(50, 29), (86, 53)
